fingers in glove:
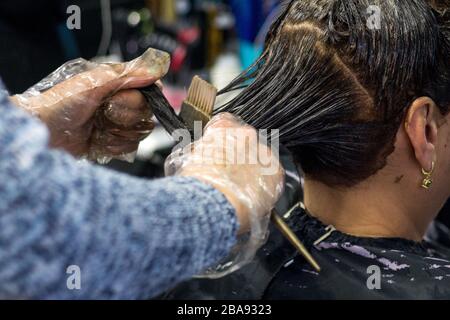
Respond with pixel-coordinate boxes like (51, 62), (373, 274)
(91, 142), (140, 157)
(92, 124), (151, 145)
(104, 89), (153, 127)
(105, 124), (154, 140)
(204, 113), (249, 131)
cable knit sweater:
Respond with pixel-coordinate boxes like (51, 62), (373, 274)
(0, 80), (238, 299)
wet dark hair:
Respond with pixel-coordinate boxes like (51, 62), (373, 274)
(214, 0), (450, 186)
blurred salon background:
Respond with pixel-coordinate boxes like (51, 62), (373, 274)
(0, 0), (449, 227)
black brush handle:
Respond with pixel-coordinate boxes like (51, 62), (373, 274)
(139, 84), (192, 138)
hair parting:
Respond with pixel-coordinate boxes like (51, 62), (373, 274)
(214, 0), (450, 187)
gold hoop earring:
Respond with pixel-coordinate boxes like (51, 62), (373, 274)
(421, 161), (435, 190)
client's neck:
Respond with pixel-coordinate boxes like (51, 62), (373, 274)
(303, 177), (443, 242)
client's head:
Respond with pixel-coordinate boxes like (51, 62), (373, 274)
(216, 0), (450, 238)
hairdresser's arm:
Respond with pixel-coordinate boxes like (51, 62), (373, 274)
(0, 81), (241, 299)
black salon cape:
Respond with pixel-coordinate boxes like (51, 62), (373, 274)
(164, 208), (450, 300)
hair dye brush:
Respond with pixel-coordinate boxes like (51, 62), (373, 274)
(140, 77), (320, 273)
(139, 76), (216, 138)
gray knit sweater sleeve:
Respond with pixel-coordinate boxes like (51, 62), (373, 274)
(0, 80), (238, 299)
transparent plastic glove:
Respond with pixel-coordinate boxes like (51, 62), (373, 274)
(165, 113), (285, 278)
(10, 48), (170, 163)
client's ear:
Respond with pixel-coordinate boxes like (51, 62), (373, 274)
(404, 97), (439, 172)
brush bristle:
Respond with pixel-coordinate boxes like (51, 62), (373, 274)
(186, 76), (217, 116)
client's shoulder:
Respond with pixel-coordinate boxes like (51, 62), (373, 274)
(264, 210), (450, 300)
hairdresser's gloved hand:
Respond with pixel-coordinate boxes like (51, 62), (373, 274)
(10, 49), (170, 163)
(165, 113), (285, 277)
